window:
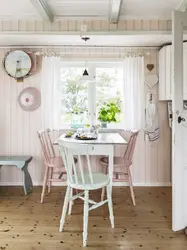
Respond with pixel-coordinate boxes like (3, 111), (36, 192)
(60, 66), (89, 127)
(41, 56), (143, 130)
(95, 67), (123, 125)
(60, 62), (124, 128)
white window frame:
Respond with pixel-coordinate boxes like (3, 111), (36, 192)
(60, 61), (124, 128)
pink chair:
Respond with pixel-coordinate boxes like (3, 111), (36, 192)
(100, 131), (139, 206)
(37, 129), (67, 203)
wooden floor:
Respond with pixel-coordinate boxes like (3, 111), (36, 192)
(0, 186), (187, 250)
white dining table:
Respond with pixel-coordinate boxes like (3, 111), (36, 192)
(54, 132), (127, 145)
(54, 132), (127, 188)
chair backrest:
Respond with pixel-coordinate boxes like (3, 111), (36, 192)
(37, 129), (56, 163)
(58, 140), (112, 186)
(124, 131), (139, 166)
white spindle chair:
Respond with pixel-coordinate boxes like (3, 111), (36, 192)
(58, 140), (114, 247)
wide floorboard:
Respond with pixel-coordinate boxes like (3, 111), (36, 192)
(0, 187), (187, 250)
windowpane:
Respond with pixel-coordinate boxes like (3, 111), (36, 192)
(60, 67), (88, 127)
(96, 67), (123, 124)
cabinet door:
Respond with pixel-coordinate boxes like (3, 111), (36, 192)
(183, 49), (187, 100)
(159, 45), (172, 100)
(159, 45), (187, 100)
(159, 47), (166, 100)
(165, 45), (172, 100)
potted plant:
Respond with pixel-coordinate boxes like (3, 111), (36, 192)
(98, 100), (121, 128)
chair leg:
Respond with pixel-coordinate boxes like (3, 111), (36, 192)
(48, 167), (53, 193)
(59, 186), (71, 232)
(83, 190), (89, 247)
(41, 166), (49, 203)
(106, 184), (114, 228)
(127, 168), (136, 206)
(101, 187), (105, 201)
(68, 187), (73, 215)
(101, 165), (108, 201)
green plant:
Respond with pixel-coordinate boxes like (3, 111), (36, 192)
(98, 101), (121, 123)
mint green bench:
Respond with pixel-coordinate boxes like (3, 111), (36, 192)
(0, 156), (33, 194)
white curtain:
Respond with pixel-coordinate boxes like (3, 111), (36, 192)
(123, 56), (144, 130)
(41, 56), (61, 129)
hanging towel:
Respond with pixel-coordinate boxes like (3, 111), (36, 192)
(145, 93), (160, 141)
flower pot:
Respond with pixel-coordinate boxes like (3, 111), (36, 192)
(101, 122), (107, 128)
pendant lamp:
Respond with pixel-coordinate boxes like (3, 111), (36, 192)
(81, 36), (90, 79)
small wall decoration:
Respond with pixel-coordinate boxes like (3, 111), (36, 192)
(145, 74), (159, 88)
(147, 64), (154, 71)
(3, 50), (32, 82)
(18, 87), (41, 111)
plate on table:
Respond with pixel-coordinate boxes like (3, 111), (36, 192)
(75, 133), (97, 140)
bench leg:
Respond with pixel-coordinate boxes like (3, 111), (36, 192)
(22, 163), (33, 195)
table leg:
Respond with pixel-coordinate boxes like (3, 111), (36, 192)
(22, 163), (33, 195)
(108, 145), (114, 194)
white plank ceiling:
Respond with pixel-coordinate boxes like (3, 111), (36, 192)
(48, 0), (183, 20)
(48, 0), (110, 18)
(0, 0), (185, 47)
(0, 0), (39, 19)
(121, 0), (183, 19)
(0, 0), (183, 20)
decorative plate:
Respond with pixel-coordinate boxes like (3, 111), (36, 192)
(145, 74), (159, 88)
(18, 87), (41, 111)
(3, 50), (32, 79)
(75, 134), (97, 140)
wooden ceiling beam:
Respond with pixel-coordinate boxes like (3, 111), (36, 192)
(109, 0), (123, 23)
(177, 0), (187, 11)
(30, 0), (54, 22)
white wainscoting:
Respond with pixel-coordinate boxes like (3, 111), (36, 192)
(0, 49), (171, 186)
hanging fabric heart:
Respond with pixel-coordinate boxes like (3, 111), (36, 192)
(145, 74), (159, 88)
(147, 64), (154, 71)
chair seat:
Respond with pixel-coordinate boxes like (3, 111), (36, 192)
(70, 173), (109, 190)
(100, 157), (132, 168)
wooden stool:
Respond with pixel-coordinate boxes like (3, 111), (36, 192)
(0, 156), (33, 195)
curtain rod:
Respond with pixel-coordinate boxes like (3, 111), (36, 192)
(0, 45), (159, 49)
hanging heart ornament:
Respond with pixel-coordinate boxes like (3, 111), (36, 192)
(145, 74), (159, 88)
(147, 64), (154, 71)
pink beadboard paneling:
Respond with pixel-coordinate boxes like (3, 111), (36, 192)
(10, 72), (20, 181)
(0, 19), (171, 33)
(0, 49), (171, 186)
(0, 49), (5, 155)
(0, 49), (42, 184)
(132, 131), (146, 184)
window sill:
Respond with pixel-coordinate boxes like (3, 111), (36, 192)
(59, 125), (124, 132)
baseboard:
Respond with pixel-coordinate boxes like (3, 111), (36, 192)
(112, 182), (171, 187)
(0, 182), (172, 187)
(0, 182), (43, 186)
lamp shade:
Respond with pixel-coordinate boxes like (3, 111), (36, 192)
(83, 69), (89, 76)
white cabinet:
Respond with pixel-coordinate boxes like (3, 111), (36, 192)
(183, 49), (187, 99)
(159, 44), (187, 100)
